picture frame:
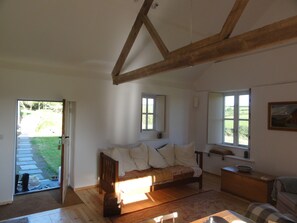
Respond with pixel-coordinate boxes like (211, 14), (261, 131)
(268, 101), (297, 131)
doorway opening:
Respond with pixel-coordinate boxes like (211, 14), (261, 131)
(15, 100), (63, 195)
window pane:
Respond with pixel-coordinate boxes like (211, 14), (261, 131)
(224, 120), (234, 144)
(148, 98), (154, 113)
(147, 115), (154, 129)
(224, 96), (234, 119)
(142, 98), (147, 113)
(238, 120), (249, 146)
(142, 115), (147, 130)
(239, 95), (249, 119)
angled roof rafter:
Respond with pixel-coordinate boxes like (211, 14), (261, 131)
(112, 0), (154, 77)
(219, 0), (249, 39)
(142, 14), (169, 59)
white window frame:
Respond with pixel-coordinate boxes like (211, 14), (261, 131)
(223, 91), (250, 148)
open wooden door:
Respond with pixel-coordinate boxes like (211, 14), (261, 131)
(61, 99), (70, 203)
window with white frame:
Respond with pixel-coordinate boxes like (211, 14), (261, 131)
(223, 92), (250, 147)
(208, 90), (250, 148)
(142, 95), (155, 130)
(141, 94), (166, 139)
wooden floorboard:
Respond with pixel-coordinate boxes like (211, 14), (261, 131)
(121, 183), (202, 214)
(0, 173), (221, 223)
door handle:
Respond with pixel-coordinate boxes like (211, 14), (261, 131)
(58, 136), (69, 150)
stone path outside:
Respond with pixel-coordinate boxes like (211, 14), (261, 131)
(17, 135), (44, 179)
(16, 135), (59, 193)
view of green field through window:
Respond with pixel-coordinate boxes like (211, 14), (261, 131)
(224, 94), (249, 146)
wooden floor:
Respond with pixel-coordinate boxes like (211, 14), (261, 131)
(0, 173), (221, 223)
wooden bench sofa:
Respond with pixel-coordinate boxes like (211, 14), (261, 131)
(99, 143), (203, 216)
(99, 144), (203, 195)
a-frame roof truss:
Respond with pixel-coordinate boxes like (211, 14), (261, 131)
(112, 0), (297, 85)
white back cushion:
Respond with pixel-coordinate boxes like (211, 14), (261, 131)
(113, 147), (137, 174)
(130, 144), (150, 170)
(175, 142), (197, 167)
(148, 146), (168, 168)
(158, 144), (175, 166)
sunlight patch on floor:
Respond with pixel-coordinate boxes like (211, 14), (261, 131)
(122, 193), (149, 204)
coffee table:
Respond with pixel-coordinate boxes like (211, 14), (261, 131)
(191, 210), (255, 223)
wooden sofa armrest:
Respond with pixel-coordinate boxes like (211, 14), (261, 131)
(99, 152), (119, 193)
(195, 151), (203, 189)
(276, 177), (297, 194)
(195, 151), (203, 170)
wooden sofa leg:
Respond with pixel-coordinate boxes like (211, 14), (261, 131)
(199, 176), (203, 189)
(103, 192), (121, 217)
(99, 184), (103, 194)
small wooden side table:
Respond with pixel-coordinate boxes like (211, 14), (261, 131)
(221, 166), (275, 203)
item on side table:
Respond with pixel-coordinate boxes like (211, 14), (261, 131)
(237, 165), (252, 173)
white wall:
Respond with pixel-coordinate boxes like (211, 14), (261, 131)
(251, 83), (297, 176)
(194, 42), (297, 176)
(0, 97), (16, 205)
(0, 68), (195, 204)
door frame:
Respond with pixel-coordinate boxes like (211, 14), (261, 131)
(61, 100), (75, 203)
(14, 99), (72, 202)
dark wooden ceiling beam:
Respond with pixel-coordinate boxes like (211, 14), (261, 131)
(112, 0), (249, 83)
(169, 34), (221, 59)
(142, 15), (169, 59)
(111, 0), (153, 77)
(219, 0), (249, 39)
(113, 15), (297, 85)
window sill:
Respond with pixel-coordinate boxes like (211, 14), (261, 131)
(216, 143), (249, 150)
(140, 130), (166, 141)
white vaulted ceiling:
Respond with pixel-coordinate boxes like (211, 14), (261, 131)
(0, 0), (297, 86)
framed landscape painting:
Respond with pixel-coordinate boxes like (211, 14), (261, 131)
(268, 101), (297, 131)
